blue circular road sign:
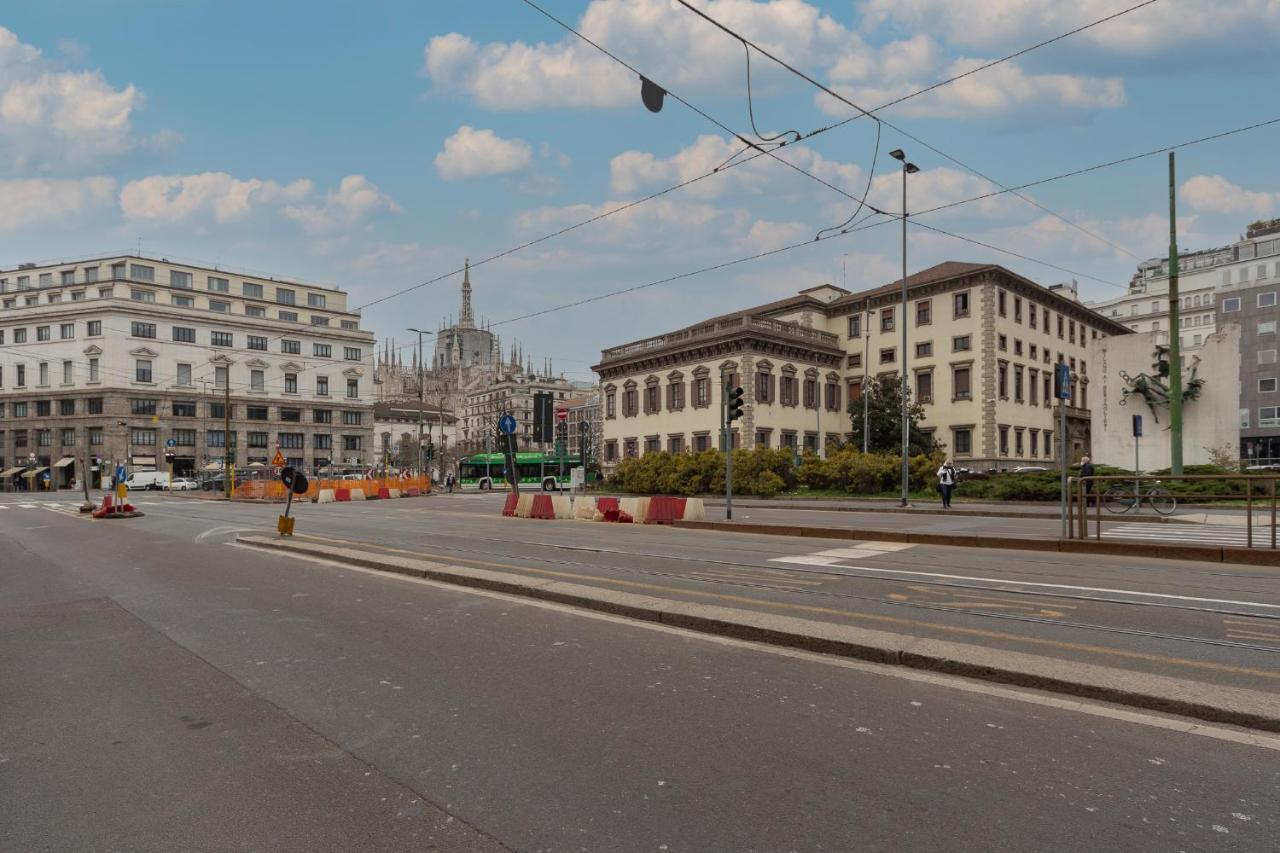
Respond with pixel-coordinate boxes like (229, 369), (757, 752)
(498, 414), (517, 435)
(165, 438), (177, 448)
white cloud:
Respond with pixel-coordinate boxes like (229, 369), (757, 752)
(866, 166), (1020, 219)
(120, 172), (312, 224)
(517, 195), (751, 250)
(423, 0), (854, 110)
(283, 175), (400, 235)
(741, 219), (811, 251)
(0, 176), (115, 231)
(857, 0), (1280, 56)
(0, 26), (173, 171)
(1181, 175), (1280, 218)
(434, 125), (533, 180)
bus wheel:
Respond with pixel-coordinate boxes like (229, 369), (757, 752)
(542, 479), (555, 492)
(480, 480), (490, 491)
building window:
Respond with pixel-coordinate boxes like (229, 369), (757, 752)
(346, 379), (359, 399)
(284, 373), (298, 394)
(344, 347), (362, 361)
(131, 428), (157, 447)
(247, 406), (269, 421)
(131, 322), (156, 338)
(803, 378), (818, 408)
(308, 293), (327, 308)
(848, 353), (862, 368)
(953, 428), (972, 455)
(1260, 407), (1280, 428)
(16, 364), (25, 386)
(59, 399), (75, 416)
(274, 433), (302, 450)
(825, 381), (840, 412)
(879, 347), (896, 365)
(129, 264), (155, 282)
(59, 430), (76, 450)
(1029, 305), (1037, 327)
(755, 430), (771, 448)
(251, 370), (265, 392)
(13, 328), (26, 343)
(280, 408), (302, 423)
(1259, 350), (1277, 365)
(36, 325), (51, 342)
(313, 343), (332, 358)
(171, 326), (195, 343)
(644, 384), (660, 413)
(316, 376), (329, 396)
(847, 315), (861, 338)
(1261, 292), (1278, 309)
(211, 331), (233, 347)
(1015, 429), (1025, 456)
(276, 288), (296, 305)
(780, 375), (798, 406)
(953, 291), (970, 318)
(135, 360), (153, 383)
(999, 425), (1010, 456)
(1014, 366), (1024, 402)
(997, 290), (1007, 317)
(210, 300), (230, 313)
(59, 323), (74, 340)
(953, 366), (972, 401)
(667, 435), (684, 454)
(243, 282), (263, 298)
(130, 398), (157, 416)
(606, 391), (617, 418)
(916, 371), (933, 404)
(175, 363), (191, 386)
(207, 276), (230, 293)
(1260, 321), (1277, 335)
(624, 388), (638, 416)
(668, 381), (685, 410)
(61, 360), (72, 384)
(282, 339), (301, 354)
(1260, 378), (1278, 394)
(756, 371), (772, 402)
(953, 335), (971, 352)
(1014, 339), (1023, 357)
(131, 289), (156, 303)
(916, 299), (931, 325)
(341, 410), (362, 425)
(87, 320), (102, 337)
(280, 311), (298, 322)
(314, 434), (332, 450)
(36, 400), (51, 416)
(87, 397), (103, 414)
(915, 341), (932, 358)
(246, 306), (265, 318)
(1222, 297), (1241, 312)
(313, 409), (332, 424)
(341, 320), (358, 330)
(694, 377), (710, 408)
(880, 307), (895, 332)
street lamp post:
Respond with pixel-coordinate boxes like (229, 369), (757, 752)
(407, 328), (433, 478)
(889, 149), (919, 507)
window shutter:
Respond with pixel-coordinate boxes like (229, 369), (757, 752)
(770, 374), (777, 404)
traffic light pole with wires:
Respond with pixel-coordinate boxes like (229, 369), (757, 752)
(723, 382), (744, 520)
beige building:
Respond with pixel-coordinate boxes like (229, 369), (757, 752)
(460, 371), (575, 453)
(593, 262), (1131, 470)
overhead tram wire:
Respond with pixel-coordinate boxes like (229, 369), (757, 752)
(261, 0), (1174, 334)
(672, 0), (1160, 262)
(518, 0), (887, 234)
(486, 114), (1280, 330)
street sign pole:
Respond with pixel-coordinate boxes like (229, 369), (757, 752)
(1057, 362), (1071, 538)
(1133, 414), (1143, 511)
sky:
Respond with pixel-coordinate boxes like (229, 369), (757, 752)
(3, 0), (1279, 382)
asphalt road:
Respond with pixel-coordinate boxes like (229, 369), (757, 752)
(2, 492), (1278, 851)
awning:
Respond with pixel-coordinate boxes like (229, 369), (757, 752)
(53, 457), (76, 468)
(246, 461), (266, 468)
(0, 466), (25, 477)
(22, 467), (48, 477)
(132, 456), (156, 466)
(202, 463), (224, 472)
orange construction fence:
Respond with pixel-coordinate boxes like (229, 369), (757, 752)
(232, 475), (433, 502)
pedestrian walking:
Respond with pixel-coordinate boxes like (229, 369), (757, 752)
(1080, 456), (1096, 507)
(936, 458), (958, 509)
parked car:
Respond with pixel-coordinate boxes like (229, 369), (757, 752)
(126, 471), (170, 491)
(168, 477), (199, 491)
(1011, 466), (1049, 474)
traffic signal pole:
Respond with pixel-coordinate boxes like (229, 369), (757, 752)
(724, 382), (744, 521)
(1167, 152), (1184, 475)
(223, 381), (231, 500)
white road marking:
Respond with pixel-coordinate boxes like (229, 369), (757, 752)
(229, 541), (1280, 752)
(767, 562), (1280, 612)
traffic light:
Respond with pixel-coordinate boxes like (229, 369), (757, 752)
(726, 385), (745, 421)
(425, 438), (436, 461)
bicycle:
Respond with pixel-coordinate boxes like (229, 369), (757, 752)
(1102, 481), (1177, 516)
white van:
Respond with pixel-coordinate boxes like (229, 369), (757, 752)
(125, 471), (170, 491)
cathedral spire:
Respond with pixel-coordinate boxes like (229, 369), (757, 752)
(459, 257), (475, 328)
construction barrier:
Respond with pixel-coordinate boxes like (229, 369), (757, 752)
(317, 489), (336, 504)
(529, 494), (556, 520)
(376, 487), (392, 500)
(350, 489), (366, 501)
(237, 475), (433, 502)
(551, 496), (574, 519)
(681, 498), (706, 522)
(405, 487), (420, 497)
(574, 496), (597, 521)
(388, 488), (402, 499)
(645, 496), (686, 525)
(596, 497), (619, 515)
(335, 488), (351, 502)
(502, 493), (520, 517)
(515, 493), (535, 518)
(619, 497), (649, 524)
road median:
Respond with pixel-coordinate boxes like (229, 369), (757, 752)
(675, 519), (1280, 567)
(237, 533), (1279, 733)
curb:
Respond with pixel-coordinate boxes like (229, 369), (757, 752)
(237, 534), (1280, 733)
(673, 520), (1280, 567)
(698, 501), (1194, 525)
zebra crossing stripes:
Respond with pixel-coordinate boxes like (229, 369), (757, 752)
(1102, 523), (1272, 547)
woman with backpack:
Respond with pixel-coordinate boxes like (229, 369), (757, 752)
(936, 459), (958, 509)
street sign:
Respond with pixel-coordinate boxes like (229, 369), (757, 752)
(1132, 414), (1143, 437)
(1055, 362), (1072, 400)
(271, 450), (286, 467)
(556, 408), (568, 421)
(498, 414), (517, 435)
(165, 438), (176, 448)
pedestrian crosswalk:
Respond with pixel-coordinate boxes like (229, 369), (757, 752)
(770, 541), (917, 567)
(0, 500), (92, 517)
(1101, 523), (1274, 548)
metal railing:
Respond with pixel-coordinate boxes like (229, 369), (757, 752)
(1067, 474), (1279, 549)
(599, 315), (839, 361)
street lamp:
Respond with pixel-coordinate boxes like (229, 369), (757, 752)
(407, 328), (434, 478)
(889, 149), (919, 507)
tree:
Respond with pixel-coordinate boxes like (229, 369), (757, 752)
(847, 374), (939, 456)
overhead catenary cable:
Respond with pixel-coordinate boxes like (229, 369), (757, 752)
(672, 0), (1160, 261)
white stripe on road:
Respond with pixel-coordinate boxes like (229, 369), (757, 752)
(771, 562), (1280, 612)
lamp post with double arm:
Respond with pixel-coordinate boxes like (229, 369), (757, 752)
(889, 148), (919, 507)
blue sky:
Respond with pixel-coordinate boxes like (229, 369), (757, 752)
(3, 1), (1279, 380)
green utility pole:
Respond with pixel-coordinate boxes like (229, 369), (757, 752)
(1167, 152), (1184, 475)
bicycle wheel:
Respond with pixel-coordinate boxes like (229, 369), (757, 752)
(1147, 488), (1177, 516)
(1103, 485), (1135, 514)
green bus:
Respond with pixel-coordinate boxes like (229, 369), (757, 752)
(457, 451), (593, 491)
